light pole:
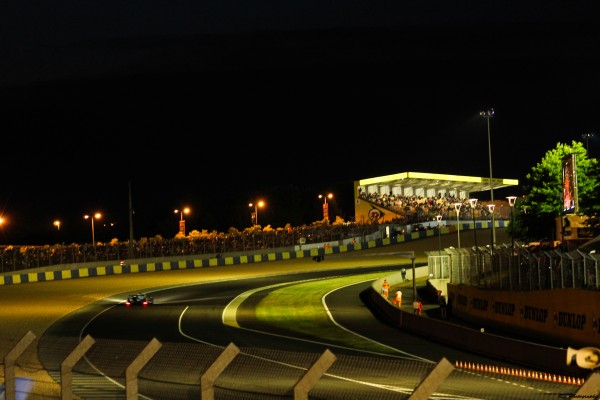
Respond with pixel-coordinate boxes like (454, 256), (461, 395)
(174, 207), (190, 235)
(480, 108), (495, 247)
(84, 212), (102, 246)
(53, 220), (61, 230)
(453, 203), (462, 249)
(507, 196), (517, 255)
(469, 197), (478, 250)
(487, 203), (495, 258)
(581, 132), (595, 154)
(318, 193), (333, 221)
(249, 201), (265, 226)
(453, 203), (463, 284)
(469, 198), (479, 284)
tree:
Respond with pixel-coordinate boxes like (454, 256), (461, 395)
(518, 140), (599, 242)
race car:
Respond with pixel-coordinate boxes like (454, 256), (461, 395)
(125, 293), (153, 306)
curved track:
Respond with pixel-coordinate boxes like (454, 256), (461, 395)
(38, 265), (577, 399)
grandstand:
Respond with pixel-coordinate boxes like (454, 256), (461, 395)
(354, 171), (519, 225)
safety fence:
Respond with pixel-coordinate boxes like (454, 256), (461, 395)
(0, 224), (379, 274)
(427, 245), (600, 291)
(4, 330), (453, 400)
(3, 330), (592, 400)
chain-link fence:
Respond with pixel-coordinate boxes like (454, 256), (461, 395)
(428, 246), (600, 291)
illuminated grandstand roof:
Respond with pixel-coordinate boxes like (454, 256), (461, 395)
(358, 172), (519, 195)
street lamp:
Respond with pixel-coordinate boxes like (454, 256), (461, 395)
(469, 198), (479, 284)
(84, 212), (102, 245)
(469, 198), (478, 251)
(480, 108), (495, 247)
(581, 132), (595, 154)
(174, 207), (190, 235)
(249, 201), (265, 226)
(53, 220), (61, 230)
(453, 203), (462, 249)
(436, 214), (442, 252)
(487, 203), (495, 258)
(507, 196), (517, 255)
(318, 193), (333, 221)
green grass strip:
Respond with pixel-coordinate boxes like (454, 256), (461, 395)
(254, 272), (415, 353)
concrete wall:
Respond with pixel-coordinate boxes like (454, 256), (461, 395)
(367, 284), (584, 377)
(447, 283), (600, 349)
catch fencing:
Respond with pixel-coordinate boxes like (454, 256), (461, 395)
(427, 245), (600, 291)
(1, 330), (461, 400)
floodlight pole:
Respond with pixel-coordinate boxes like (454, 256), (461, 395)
(581, 132), (594, 154)
(487, 204), (495, 259)
(480, 108), (495, 247)
(469, 198), (479, 284)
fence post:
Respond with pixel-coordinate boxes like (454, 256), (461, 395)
(4, 331), (36, 400)
(125, 338), (162, 400)
(61, 335), (95, 400)
(293, 349), (336, 400)
(200, 343), (240, 400)
(409, 357), (454, 400)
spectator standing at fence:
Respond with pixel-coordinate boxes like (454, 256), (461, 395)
(381, 279), (390, 299)
(417, 299), (423, 315)
(401, 268), (407, 281)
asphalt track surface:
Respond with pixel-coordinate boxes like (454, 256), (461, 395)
(0, 232), (582, 399)
(41, 271), (577, 398)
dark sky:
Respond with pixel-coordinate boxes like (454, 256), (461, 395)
(1, 1), (600, 245)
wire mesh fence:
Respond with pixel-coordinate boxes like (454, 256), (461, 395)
(27, 336), (582, 400)
(428, 245), (600, 291)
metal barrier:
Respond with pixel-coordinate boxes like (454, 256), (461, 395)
(427, 246), (600, 291)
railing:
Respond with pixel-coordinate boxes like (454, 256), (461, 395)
(0, 224), (378, 274)
(427, 246), (600, 291)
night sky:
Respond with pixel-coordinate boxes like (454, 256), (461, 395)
(1, 1), (600, 245)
